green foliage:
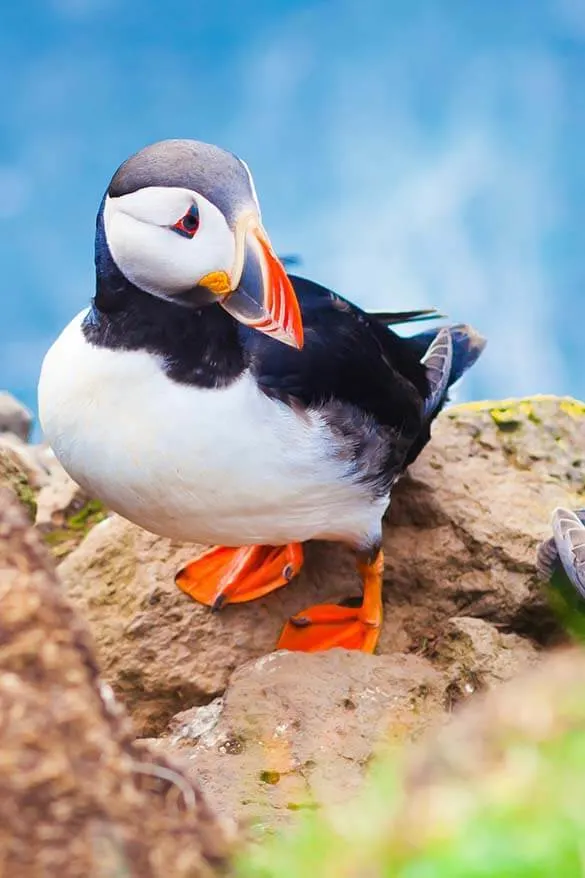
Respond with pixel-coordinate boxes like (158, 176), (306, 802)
(235, 724), (585, 878)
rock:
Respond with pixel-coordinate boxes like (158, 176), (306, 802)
(58, 396), (584, 735)
(430, 616), (540, 708)
(0, 433), (51, 490)
(142, 621), (540, 837)
(0, 409), (109, 558)
(61, 515), (356, 736)
(0, 488), (231, 878)
(143, 649), (449, 836)
(33, 440), (59, 472)
(34, 461), (88, 530)
(0, 421), (107, 547)
(0, 430), (107, 556)
(0, 446), (37, 519)
(0, 390), (32, 441)
(145, 626), (539, 837)
(379, 396), (585, 653)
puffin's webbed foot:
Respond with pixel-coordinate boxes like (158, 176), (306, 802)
(277, 548), (383, 653)
(176, 543), (303, 610)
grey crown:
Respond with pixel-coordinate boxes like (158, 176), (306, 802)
(107, 139), (256, 229)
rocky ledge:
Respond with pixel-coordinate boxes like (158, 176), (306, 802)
(1, 392), (584, 851)
(0, 487), (232, 877)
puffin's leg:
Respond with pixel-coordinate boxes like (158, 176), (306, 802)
(277, 546), (383, 653)
(175, 543), (304, 610)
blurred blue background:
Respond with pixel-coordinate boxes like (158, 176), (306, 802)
(1, 0), (584, 425)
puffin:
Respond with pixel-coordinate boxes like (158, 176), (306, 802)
(38, 139), (485, 653)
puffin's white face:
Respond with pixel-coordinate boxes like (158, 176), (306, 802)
(98, 139), (304, 349)
(103, 185), (247, 299)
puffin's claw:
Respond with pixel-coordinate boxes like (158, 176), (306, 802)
(175, 543), (303, 608)
(277, 549), (384, 653)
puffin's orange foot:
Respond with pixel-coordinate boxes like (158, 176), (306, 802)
(277, 604), (380, 652)
(175, 543), (303, 610)
(277, 548), (384, 653)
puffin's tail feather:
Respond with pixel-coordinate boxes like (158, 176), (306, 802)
(410, 323), (486, 391)
(370, 307), (444, 326)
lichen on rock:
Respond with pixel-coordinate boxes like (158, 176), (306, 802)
(0, 446), (37, 519)
(39, 495), (108, 558)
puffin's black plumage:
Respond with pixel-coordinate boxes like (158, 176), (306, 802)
(242, 274), (429, 412)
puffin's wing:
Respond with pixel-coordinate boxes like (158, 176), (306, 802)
(243, 274), (485, 493)
(243, 274), (431, 435)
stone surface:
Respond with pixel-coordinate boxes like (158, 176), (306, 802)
(430, 615), (540, 708)
(58, 396), (584, 735)
(0, 445), (38, 518)
(0, 390), (32, 441)
(146, 624), (539, 836)
(379, 395), (585, 654)
(144, 649), (449, 835)
(0, 487), (231, 878)
(0, 428), (110, 558)
(0, 434), (51, 491)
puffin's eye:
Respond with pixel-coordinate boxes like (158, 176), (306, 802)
(172, 203), (200, 238)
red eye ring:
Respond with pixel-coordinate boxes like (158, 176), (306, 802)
(172, 203), (200, 238)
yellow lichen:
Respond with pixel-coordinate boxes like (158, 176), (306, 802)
(559, 399), (585, 419)
(0, 449), (37, 520)
(451, 395), (585, 426)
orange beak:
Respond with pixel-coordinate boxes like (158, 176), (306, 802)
(220, 226), (304, 349)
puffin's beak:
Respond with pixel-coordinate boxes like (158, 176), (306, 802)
(220, 225), (304, 349)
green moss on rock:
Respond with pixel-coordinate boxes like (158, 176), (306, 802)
(41, 499), (108, 559)
(0, 449), (37, 520)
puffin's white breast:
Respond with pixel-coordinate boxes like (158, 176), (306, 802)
(38, 312), (387, 547)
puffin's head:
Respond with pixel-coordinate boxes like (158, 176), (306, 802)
(100, 139), (303, 348)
